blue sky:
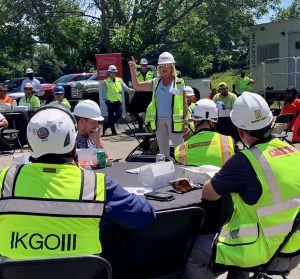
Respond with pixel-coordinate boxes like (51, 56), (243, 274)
(258, 0), (293, 23)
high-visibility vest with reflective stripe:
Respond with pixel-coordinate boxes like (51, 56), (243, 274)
(149, 77), (185, 133)
(104, 77), (122, 102)
(0, 163), (105, 259)
(188, 103), (195, 131)
(137, 70), (154, 82)
(174, 131), (234, 167)
(215, 138), (300, 268)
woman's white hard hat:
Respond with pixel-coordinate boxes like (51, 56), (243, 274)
(73, 100), (104, 121)
(157, 52), (175, 65)
(230, 92), (273, 130)
(27, 106), (77, 158)
(192, 99), (218, 122)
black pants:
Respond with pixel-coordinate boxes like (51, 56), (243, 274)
(104, 100), (122, 133)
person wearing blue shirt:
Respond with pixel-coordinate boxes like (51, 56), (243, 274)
(0, 105), (155, 260)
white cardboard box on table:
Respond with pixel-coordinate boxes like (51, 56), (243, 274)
(138, 161), (176, 189)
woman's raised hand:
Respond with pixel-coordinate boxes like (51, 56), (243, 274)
(128, 56), (137, 69)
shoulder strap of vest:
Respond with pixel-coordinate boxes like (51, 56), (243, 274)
(81, 169), (97, 201)
(153, 77), (162, 92)
(2, 165), (24, 198)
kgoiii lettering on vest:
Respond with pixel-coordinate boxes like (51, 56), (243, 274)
(10, 232), (77, 251)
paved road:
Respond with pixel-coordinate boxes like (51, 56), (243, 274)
(0, 123), (299, 278)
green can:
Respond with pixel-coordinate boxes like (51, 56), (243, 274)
(97, 150), (106, 168)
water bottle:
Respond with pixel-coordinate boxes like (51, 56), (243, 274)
(156, 153), (165, 162)
(12, 100), (17, 109)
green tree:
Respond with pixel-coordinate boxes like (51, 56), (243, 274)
(275, 0), (300, 20)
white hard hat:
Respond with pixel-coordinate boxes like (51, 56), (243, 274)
(26, 68), (33, 74)
(107, 65), (118, 73)
(73, 99), (104, 121)
(192, 99), (218, 122)
(230, 92), (273, 130)
(140, 58), (148, 65)
(157, 52), (175, 65)
(184, 86), (195, 96)
(27, 106), (77, 158)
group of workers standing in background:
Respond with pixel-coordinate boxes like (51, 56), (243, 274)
(0, 50), (299, 279)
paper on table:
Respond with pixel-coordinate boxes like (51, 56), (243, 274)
(126, 167), (141, 174)
(183, 165), (220, 184)
(123, 187), (153, 195)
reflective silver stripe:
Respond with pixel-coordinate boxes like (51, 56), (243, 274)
(263, 221), (293, 237)
(0, 199), (104, 216)
(173, 115), (183, 121)
(250, 147), (281, 203)
(3, 166), (21, 198)
(220, 134), (231, 164)
(150, 113), (156, 120)
(220, 226), (257, 239)
(257, 196), (300, 217)
(82, 169), (96, 200)
(178, 143), (187, 165)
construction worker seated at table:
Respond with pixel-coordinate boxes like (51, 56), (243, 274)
(50, 85), (71, 110)
(279, 86), (300, 142)
(184, 86), (196, 139)
(175, 99), (235, 167)
(213, 82), (237, 110)
(74, 100), (105, 150)
(0, 86), (13, 108)
(19, 83), (41, 110)
(0, 105), (155, 260)
(185, 92), (300, 279)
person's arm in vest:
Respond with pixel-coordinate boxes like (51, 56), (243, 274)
(102, 175), (156, 229)
(121, 80), (135, 93)
(128, 57), (153, 92)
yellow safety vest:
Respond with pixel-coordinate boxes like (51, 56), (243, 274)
(137, 70), (154, 82)
(174, 130), (234, 167)
(214, 138), (300, 268)
(0, 163), (105, 259)
(104, 77), (122, 102)
(149, 77), (185, 133)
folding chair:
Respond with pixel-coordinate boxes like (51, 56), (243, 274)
(122, 114), (156, 160)
(114, 206), (205, 279)
(1, 110), (30, 146)
(271, 113), (296, 146)
(0, 127), (23, 154)
(0, 255), (112, 279)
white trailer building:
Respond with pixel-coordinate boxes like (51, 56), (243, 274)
(249, 18), (300, 93)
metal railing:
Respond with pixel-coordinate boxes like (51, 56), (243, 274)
(261, 57), (300, 92)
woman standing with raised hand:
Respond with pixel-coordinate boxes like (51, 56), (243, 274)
(128, 52), (188, 156)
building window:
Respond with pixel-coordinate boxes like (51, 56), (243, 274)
(296, 41), (300, 49)
(257, 43), (279, 63)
